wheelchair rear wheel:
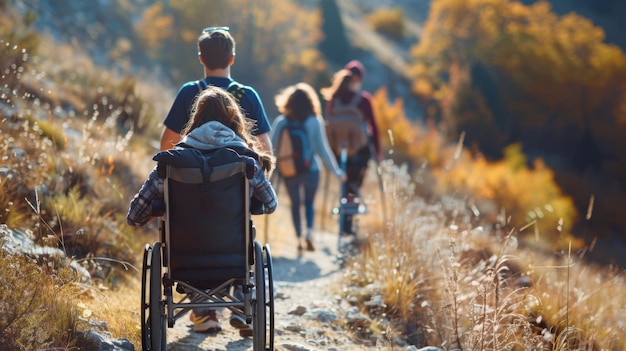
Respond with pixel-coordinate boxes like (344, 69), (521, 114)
(253, 241), (267, 351)
(265, 244), (275, 350)
(141, 242), (166, 351)
(141, 245), (150, 350)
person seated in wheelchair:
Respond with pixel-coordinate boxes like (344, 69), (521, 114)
(127, 85), (277, 334)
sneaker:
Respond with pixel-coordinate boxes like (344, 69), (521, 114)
(230, 314), (253, 338)
(305, 238), (315, 251)
(191, 310), (222, 333)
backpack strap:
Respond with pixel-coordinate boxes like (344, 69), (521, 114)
(195, 79), (246, 103)
(195, 79), (208, 92)
(227, 81), (246, 102)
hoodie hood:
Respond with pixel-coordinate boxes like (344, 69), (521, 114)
(344, 60), (365, 79)
(179, 121), (248, 151)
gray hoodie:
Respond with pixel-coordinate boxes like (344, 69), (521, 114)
(127, 121), (277, 226)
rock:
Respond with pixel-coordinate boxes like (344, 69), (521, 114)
(288, 305), (308, 315)
(363, 294), (385, 309)
(284, 322), (306, 333)
(304, 307), (338, 323)
(78, 330), (134, 351)
(344, 308), (371, 329)
(281, 342), (320, 351)
(0, 225), (91, 283)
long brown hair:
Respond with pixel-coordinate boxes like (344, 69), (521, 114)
(320, 69), (353, 102)
(182, 86), (275, 172)
(274, 82), (321, 122)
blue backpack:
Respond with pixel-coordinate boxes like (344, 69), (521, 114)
(276, 119), (311, 178)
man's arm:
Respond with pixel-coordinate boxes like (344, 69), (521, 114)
(256, 132), (273, 156)
(160, 127), (181, 151)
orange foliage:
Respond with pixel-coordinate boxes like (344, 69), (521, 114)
(410, 0), (626, 242)
(373, 88), (580, 248)
(373, 87), (447, 169)
(436, 143), (580, 249)
(134, 2), (173, 55)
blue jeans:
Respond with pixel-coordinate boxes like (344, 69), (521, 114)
(283, 170), (320, 238)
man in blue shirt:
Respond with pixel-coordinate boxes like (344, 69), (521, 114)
(159, 27), (272, 154)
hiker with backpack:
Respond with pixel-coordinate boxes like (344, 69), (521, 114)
(156, 26), (275, 336)
(271, 82), (346, 252)
(320, 60), (382, 236)
(159, 26), (272, 155)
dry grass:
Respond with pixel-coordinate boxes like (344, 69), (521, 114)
(0, 242), (83, 350)
(341, 158), (626, 350)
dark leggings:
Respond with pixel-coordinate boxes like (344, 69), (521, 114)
(336, 147), (371, 233)
(283, 170), (320, 238)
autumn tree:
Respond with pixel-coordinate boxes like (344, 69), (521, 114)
(412, 0), (626, 161)
(411, 0), (626, 242)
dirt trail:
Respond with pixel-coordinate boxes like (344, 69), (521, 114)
(163, 228), (378, 351)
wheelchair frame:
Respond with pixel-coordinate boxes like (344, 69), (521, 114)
(140, 149), (275, 351)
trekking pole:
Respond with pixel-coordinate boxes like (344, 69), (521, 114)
(264, 170), (281, 244)
(338, 147), (348, 236)
(320, 168), (328, 231)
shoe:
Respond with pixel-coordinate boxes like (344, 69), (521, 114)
(230, 314), (253, 338)
(341, 229), (357, 237)
(306, 239), (315, 251)
(191, 310), (222, 333)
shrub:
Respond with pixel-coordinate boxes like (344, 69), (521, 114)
(0, 245), (82, 350)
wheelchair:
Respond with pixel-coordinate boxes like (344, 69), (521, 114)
(140, 147), (275, 351)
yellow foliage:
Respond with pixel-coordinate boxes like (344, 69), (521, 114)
(409, 0), (626, 242)
(372, 88), (579, 246)
(373, 88), (577, 247)
(436, 143), (579, 248)
(134, 2), (173, 54)
(368, 7), (405, 40)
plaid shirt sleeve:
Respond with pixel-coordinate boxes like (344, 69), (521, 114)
(250, 162), (278, 214)
(127, 167), (163, 226)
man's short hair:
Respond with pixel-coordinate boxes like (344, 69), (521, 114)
(197, 29), (236, 70)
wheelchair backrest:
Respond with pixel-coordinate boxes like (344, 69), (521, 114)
(154, 147), (256, 283)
